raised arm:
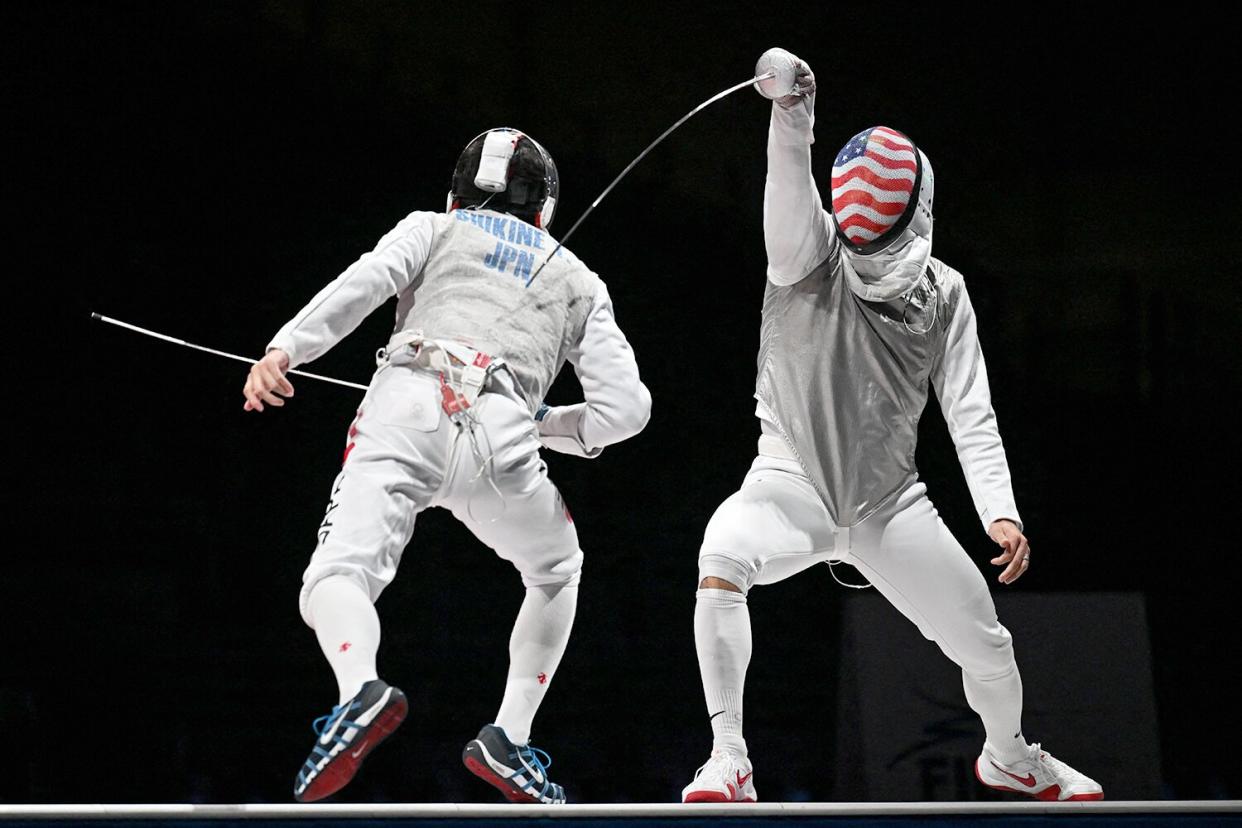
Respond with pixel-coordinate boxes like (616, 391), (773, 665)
(536, 283), (652, 458)
(762, 54), (836, 286)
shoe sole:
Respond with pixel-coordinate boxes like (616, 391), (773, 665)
(462, 740), (551, 804)
(974, 758), (1104, 802)
(683, 791), (757, 803)
(296, 691), (408, 803)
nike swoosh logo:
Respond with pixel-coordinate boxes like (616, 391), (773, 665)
(709, 710), (725, 722)
(320, 688), (390, 744)
(991, 761), (1036, 787)
(356, 689), (392, 726)
(736, 770), (753, 786)
(350, 738), (371, 759)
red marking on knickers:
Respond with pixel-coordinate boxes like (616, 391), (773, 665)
(557, 490), (573, 523)
(339, 642), (352, 653)
(344, 407), (364, 460)
(537, 672), (547, 685)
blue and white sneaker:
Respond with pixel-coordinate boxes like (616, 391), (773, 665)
(462, 724), (566, 804)
(293, 679), (407, 802)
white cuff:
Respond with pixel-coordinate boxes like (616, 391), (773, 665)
(265, 340), (299, 369)
(537, 403), (603, 459)
(982, 507), (1023, 534)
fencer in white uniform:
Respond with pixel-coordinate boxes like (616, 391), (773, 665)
(681, 51), (1102, 803)
(243, 129), (651, 805)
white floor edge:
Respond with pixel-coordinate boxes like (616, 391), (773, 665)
(0, 801), (1239, 818)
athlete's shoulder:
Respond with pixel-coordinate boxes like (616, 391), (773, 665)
(928, 258), (973, 329)
(545, 238), (604, 287)
(929, 256), (961, 282)
(396, 209), (452, 231)
(541, 233), (586, 270)
(377, 210), (445, 244)
(929, 257), (966, 294)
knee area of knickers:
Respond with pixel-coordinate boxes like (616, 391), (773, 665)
(945, 620), (1017, 679)
(519, 548), (583, 589)
(697, 553), (754, 596)
(968, 660), (1019, 685)
(299, 571), (373, 628)
(968, 625), (1017, 676)
(300, 573), (372, 630)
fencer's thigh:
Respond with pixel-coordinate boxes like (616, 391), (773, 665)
(698, 454), (840, 590)
(299, 367), (448, 623)
(846, 482), (1014, 677)
(442, 384), (582, 588)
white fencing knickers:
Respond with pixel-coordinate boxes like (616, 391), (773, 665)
(697, 454), (1022, 753)
(299, 363), (582, 626)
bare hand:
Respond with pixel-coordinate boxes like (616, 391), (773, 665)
(988, 519), (1030, 585)
(243, 349), (293, 412)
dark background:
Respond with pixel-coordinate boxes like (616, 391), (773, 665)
(6, 1), (1239, 805)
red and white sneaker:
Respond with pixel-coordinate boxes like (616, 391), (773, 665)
(975, 742), (1104, 801)
(681, 748), (757, 803)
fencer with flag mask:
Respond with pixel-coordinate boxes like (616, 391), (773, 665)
(243, 127), (651, 805)
(679, 49), (1103, 804)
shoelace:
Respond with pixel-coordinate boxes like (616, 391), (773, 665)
(694, 750), (744, 782)
(512, 744), (558, 797)
(296, 699), (362, 787)
(1033, 744), (1089, 784)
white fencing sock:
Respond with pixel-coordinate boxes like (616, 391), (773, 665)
(964, 664), (1028, 764)
(695, 588), (750, 755)
(494, 583), (578, 746)
(307, 576), (380, 705)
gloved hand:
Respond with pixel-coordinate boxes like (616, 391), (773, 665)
(777, 59), (815, 110)
(754, 48), (816, 110)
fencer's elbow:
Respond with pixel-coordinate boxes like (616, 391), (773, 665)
(615, 382), (653, 438)
(581, 380), (651, 448)
(635, 382), (653, 428)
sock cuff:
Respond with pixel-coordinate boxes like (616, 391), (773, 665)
(696, 587), (747, 607)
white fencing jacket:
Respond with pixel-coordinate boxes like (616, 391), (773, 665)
(756, 101), (1021, 531)
(268, 208), (651, 458)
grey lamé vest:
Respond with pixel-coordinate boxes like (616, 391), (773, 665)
(394, 209), (599, 414)
(756, 238), (965, 527)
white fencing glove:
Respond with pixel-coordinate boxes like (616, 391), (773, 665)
(754, 47), (816, 110)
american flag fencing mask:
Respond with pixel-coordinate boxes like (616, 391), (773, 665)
(830, 126), (933, 255)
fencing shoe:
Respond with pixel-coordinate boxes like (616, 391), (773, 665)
(681, 747), (757, 803)
(975, 742), (1104, 801)
(293, 679), (407, 802)
(462, 724), (566, 804)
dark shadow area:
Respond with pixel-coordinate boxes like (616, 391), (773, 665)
(5, 2), (1238, 805)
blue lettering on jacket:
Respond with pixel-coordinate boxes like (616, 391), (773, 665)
(514, 222), (533, 247)
(458, 210), (552, 287)
(515, 250), (535, 284)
